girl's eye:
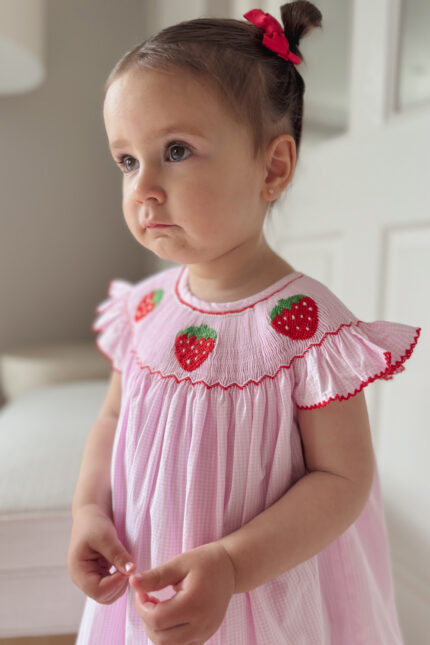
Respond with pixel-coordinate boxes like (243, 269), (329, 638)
(166, 141), (192, 162)
(115, 141), (192, 173)
(117, 155), (137, 173)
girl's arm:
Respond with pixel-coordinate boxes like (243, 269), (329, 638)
(68, 370), (136, 599)
(71, 370), (122, 520)
(218, 390), (375, 594)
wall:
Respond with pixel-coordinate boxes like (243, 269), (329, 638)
(0, 0), (161, 362)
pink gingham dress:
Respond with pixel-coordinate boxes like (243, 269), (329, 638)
(76, 263), (421, 644)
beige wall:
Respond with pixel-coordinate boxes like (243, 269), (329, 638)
(0, 0), (165, 359)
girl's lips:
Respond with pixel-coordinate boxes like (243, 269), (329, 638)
(144, 223), (172, 228)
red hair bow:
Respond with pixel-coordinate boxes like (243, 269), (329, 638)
(244, 8), (301, 65)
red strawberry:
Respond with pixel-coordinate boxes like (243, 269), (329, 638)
(270, 294), (318, 340)
(134, 289), (164, 322)
(175, 324), (217, 372)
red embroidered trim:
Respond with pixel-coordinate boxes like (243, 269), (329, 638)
(174, 265), (304, 315)
(296, 325), (422, 409)
(124, 322), (421, 393)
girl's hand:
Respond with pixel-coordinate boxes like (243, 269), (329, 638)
(129, 542), (236, 644)
(67, 504), (136, 604)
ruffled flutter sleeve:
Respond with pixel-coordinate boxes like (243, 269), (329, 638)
(91, 279), (134, 373)
(291, 316), (421, 410)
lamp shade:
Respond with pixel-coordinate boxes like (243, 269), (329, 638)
(0, 0), (46, 94)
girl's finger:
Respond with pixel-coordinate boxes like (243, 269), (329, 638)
(99, 574), (129, 603)
(134, 586), (160, 605)
(96, 570), (128, 595)
(129, 574), (155, 594)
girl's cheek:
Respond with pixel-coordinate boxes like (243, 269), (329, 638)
(122, 195), (136, 213)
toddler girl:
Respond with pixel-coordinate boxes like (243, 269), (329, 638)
(68, 3), (421, 644)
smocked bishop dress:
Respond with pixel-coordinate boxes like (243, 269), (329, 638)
(76, 263), (421, 645)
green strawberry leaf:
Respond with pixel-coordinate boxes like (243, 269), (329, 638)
(178, 324), (217, 341)
(270, 295), (306, 321)
(153, 289), (164, 306)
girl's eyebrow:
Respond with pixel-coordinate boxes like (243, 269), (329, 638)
(109, 124), (208, 149)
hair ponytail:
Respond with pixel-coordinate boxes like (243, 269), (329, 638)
(280, 1), (322, 66)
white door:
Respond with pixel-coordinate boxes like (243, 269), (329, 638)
(266, 106), (430, 644)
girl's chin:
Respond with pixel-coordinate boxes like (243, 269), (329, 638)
(132, 232), (203, 264)
(139, 241), (189, 264)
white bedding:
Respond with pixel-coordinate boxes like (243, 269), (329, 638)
(0, 379), (108, 637)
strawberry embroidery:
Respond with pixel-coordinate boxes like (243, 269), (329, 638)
(270, 294), (318, 340)
(134, 289), (164, 322)
(175, 324), (217, 372)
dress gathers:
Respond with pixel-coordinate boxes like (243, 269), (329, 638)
(76, 263), (421, 645)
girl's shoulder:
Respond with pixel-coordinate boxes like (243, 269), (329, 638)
(92, 265), (181, 373)
(128, 265), (182, 319)
(274, 273), (421, 410)
(94, 264), (180, 313)
(264, 271), (359, 341)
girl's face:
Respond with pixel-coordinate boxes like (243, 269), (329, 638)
(103, 67), (269, 266)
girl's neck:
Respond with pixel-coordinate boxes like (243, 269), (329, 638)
(186, 239), (295, 304)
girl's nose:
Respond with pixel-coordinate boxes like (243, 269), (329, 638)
(133, 175), (165, 204)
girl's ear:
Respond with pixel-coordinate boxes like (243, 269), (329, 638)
(262, 134), (296, 200)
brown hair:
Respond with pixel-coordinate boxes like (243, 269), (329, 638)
(104, 2), (322, 206)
